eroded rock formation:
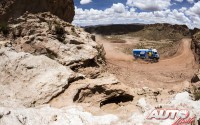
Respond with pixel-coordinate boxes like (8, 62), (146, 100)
(0, 12), (132, 110)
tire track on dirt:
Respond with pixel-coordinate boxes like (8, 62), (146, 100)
(97, 35), (198, 90)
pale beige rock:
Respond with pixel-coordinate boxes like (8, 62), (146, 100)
(0, 106), (118, 125)
(7, 13), (105, 67)
(0, 48), (77, 107)
(50, 73), (134, 108)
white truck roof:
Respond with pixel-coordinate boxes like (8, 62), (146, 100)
(152, 49), (158, 52)
(133, 49), (158, 52)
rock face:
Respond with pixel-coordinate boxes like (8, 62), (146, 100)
(0, 0), (75, 23)
(190, 29), (200, 101)
(192, 29), (200, 63)
(0, 48), (77, 107)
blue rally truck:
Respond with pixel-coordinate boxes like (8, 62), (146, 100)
(133, 49), (160, 62)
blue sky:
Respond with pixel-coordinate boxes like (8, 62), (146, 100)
(73, 0), (200, 28)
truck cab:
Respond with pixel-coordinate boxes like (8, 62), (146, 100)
(150, 49), (160, 60)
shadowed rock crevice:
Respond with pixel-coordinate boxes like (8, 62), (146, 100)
(70, 58), (100, 72)
(100, 94), (134, 107)
(46, 75), (85, 104)
(73, 85), (134, 107)
(191, 74), (200, 83)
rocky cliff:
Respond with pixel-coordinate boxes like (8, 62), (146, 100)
(0, 12), (113, 108)
(191, 28), (200, 101)
(84, 24), (145, 35)
(0, 1), (137, 121)
(0, 0), (75, 23)
(84, 23), (191, 41)
(192, 28), (200, 63)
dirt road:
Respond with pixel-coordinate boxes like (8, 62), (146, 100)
(97, 36), (198, 91)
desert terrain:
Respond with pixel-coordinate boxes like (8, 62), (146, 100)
(0, 0), (200, 125)
(97, 35), (198, 90)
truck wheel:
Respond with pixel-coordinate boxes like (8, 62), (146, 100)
(152, 58), (157, 63)
(154, 58), (159, 63)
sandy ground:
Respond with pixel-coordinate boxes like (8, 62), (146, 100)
(97, 35), (199, 91)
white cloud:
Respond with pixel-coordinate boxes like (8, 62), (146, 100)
(184, 1), (200, 28)
(73, 2), (200, 29)
(175, 0), (183, 2)
(179, 7), (187, 12)
(126, 0), (171, 11)
(111, 3), (126, 13)
(188, 1), (200, 16)
(187, 0), (194, 4)
(80, 0), (92, 5)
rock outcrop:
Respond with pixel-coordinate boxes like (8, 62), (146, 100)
(0, 0), (75, 23)
(190, 29), (200, 101)
(192, 29), (200, 63)
(2, 12), (105, 68)
(0, 12), (132, 110)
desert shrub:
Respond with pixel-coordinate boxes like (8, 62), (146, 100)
(0, 22), (9, 36)
(55, 24), (65, 35)
(52, 21), (66, 43)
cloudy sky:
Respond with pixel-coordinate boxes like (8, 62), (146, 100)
(73, 0), (200, 29)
